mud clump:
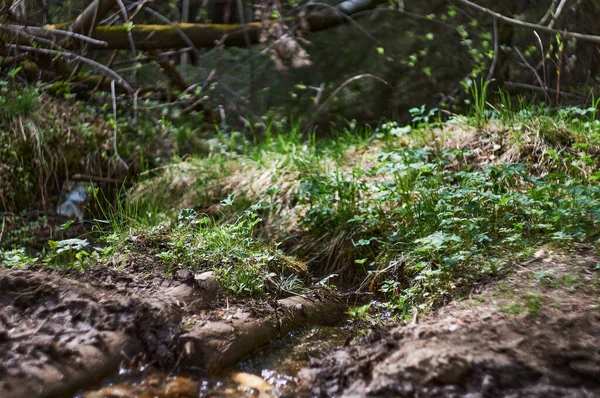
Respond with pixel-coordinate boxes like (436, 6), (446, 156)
(0, 268), (181, 398)
(303, 249), (600, 397)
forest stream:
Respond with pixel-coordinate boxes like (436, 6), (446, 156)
(79, 326), (349, 398)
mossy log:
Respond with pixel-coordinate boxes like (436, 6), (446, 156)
(42, 0), (385, 50)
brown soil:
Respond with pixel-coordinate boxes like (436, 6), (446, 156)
(302, 246), (600, 397)
(0, 259), (343, 398)
(0, 267), (181, 398)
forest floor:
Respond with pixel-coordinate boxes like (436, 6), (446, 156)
(2, 92), (600, 397)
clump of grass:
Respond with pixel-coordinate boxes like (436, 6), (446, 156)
(0, 82), (118, 212)
(0, 248), (37, 268)
(462, 78), (493, 129)
(100, 207), (308, 298)
(0, 78), (213, 215)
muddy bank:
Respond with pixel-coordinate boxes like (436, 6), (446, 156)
(303, 248), (600, 397)
(180, 293), (345, 372)
(0, 268), (180, 398)
(0, 264), (344, 398)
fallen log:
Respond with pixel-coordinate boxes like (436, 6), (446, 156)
(42, 0), (386, 50)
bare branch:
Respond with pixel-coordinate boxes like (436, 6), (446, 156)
(317, 74), (388, 114)
(514, 47), (549, 102)
(143, 7), (201, 59)
(1, 24), (108, 47)
(6, 44), (133, 94)
(301, 1), (382, 45)
(455, 0), (600, 45)
(111, 80), (129, 170)
(538, 0), (557, 25)
(533, 31), (547, 93)
(485, 17), (498, 82)
(503, 81), (584, 100)
(548, 0), (568, 29)
(68, 0), (115, 36)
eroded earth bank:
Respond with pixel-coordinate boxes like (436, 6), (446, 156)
(303, 248), (600, 398)
(0, 262), (343, 397)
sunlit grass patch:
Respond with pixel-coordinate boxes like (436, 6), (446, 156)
(99, 208), (308, 298)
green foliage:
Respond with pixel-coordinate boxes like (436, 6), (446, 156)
(0, 77), (39, 121)
(0, 248), (37, 268)
(92, 185), (165, 235)
(462, 78), (492, 129)
(296, 135), (600, 318)
(43, 238), (94, 270)
(129, 106), (600, 318)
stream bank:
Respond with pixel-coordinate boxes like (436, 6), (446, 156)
(302, 247), (600, 397)
(0, 264), (344, 398)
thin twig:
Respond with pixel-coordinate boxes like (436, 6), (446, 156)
(316, 74), (388, 115)
(313, 82), (325, 106)
(538, 0), (557, 25)
(113, 0), (137, 82)
(548, 0), (568, 29)
(455, 0), (600, 45)
(514, 47), (550, 102)
(0, 25), (61, 49)
(533, 31), (547, 91)
(7, 44), (133, 94)
(111, 80), (129, 170)
(485, 16), (499, 82)
(133, 88), (140, 123)
(0, 217), (5, 243)
(0, 24), (108, 47)
(303, 2), (382, 45)
(143, 7), (201, 59)
(503, 81), (584, 100)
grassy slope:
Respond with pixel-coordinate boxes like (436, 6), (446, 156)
(120, 106), (600, 316)
(2, 98), (600, 316)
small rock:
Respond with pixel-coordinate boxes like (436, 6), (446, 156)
(177, 269), (193, 282)
(481, 374), (495, 395)
(194, 271), (221, 294)
(194, 271), (215, 282)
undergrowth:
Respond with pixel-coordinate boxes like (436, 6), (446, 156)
(2, 89), (600, 317)
(96, 206), (308, 298)
(124, 98), (600, 317)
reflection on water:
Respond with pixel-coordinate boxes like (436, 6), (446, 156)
(80, 326), (348, 397)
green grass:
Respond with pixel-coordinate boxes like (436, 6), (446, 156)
(96, 207), (308, 298)
(3, 88), (600, 316)
(113, 101), (600, 317)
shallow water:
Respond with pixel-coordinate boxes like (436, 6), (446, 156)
(79, 326), (348, 397)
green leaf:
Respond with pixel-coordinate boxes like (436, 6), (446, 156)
(60, 220), (75, 230)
